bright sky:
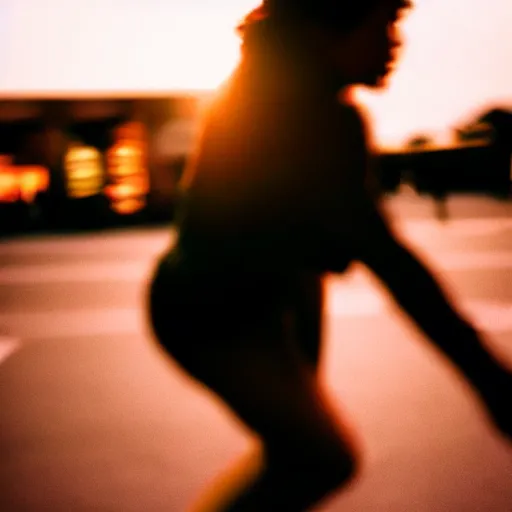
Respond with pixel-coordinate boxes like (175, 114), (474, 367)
(1, 0), (511, 145)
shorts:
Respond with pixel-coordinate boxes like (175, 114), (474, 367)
(147, 248), (324, 366)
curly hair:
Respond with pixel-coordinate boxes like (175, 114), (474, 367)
(231, 0), (411, 93)
(237, 0), (410, 47)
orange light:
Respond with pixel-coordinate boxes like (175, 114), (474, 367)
(105, 122), (149, 214)
(110, 197), (146, 215)
(18, 166), (50, 202)
(0, 170), (19, 203)
(0, 158), (50, 204)
(64, 145), (104, 198)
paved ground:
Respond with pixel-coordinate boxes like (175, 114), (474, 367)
(0, 193), (511, 511)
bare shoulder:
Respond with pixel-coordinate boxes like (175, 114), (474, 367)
(335, 100), (371, 148)
(316, 99), (372, 187)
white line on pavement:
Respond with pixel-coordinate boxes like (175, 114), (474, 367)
(426, 251), (512, 271)
(329, 290), (512, 333)
(0, 249), (511, 286)
(396, 217), (512, 238)
(0, 298), (511, 341)
(1, 217), (511, 257)
(0, 261), (154, 284)
(0, 309), (147, 340)
(461, 300), (512, 334)
(0, 230), (174, 256)
(0, 336), (21, 365)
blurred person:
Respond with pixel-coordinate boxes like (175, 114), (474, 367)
(148, 1), (512, 510)
(149, 97), (203, 220)
(154, 96), (202, 185)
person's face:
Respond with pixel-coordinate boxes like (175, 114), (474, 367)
(328, 0), (412, 88)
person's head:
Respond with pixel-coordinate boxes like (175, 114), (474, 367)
(237, 0), (413, 89)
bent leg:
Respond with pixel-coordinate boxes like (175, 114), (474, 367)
(148, 266), (361, 510)
(291, 274), (325, 372)
(182, 334), (361, 512)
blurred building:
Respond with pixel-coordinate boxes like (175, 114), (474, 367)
(378, 107), (512, 199)
(0, 95), (211, 236)
(0, 96), (510, 237)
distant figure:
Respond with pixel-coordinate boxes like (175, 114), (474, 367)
(479, 108), (512, 197)
(154, 97), (202, 185)
(148, 1), (511, 510)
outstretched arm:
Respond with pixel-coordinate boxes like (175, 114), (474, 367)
(355, 205), (472, 344)
(327, 103), (511, 438)
(350, 194), (511, 438)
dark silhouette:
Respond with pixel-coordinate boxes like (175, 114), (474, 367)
(478, 108), (512, 198)
(399, 107), (512, 209)
(148, 1), (512, 510)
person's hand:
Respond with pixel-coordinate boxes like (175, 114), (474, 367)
(478, 365), (512, 442)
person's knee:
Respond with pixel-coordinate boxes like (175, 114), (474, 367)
(314, 446), (359, 492)
(267, 442), (360, 495)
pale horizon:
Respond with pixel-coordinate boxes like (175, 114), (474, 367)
(1, 0), (512, 145)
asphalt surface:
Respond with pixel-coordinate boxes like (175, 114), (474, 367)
(0, 193), (511, 511)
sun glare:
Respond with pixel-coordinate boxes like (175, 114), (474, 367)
(3, 0), (511, 145)
(168, 2), (257, 91)
(169, 17), (243, 91)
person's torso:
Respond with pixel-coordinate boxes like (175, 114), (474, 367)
(168, 70), (375, 274)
